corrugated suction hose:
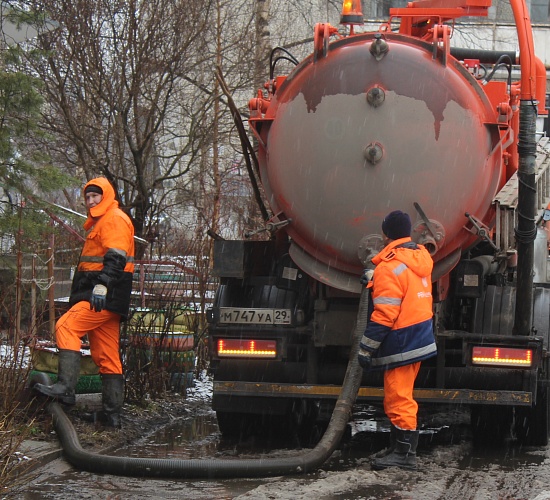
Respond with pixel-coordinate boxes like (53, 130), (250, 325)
(30, 287), (370, 478)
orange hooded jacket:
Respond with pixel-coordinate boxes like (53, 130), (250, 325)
(69, 177), (135, 318)
(360, 237), (436, 369)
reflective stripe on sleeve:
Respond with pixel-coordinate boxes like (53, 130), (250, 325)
(373, 296), (402, 306)
(360, 336), (381, 350)
(110, 248), (128, 257)
(371, 343), (437, 367)
(80, 255), (134, 263)
(392, 263), (408, 276)
(79, 256), (103, 263)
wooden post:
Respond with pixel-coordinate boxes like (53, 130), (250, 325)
(15, 251), (22, 339)
(140, 263), (146, 308)
(30, 254), (37, 337)
(47, 245), (55, 339)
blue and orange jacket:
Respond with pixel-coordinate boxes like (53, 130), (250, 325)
(69, 177), (135, 318)
(360, 237), (436, 370)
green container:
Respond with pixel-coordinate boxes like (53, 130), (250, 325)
(159, 349), (196, 372)
(170, 371), (194, 390)
(30, 370), (102, 394)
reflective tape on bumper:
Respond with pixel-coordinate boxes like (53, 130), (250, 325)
(213, 381), (532, 406)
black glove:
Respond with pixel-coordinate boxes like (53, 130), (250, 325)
(360, 269), (374, 286)
(90, 284), (108, 312)
(357, 348), (372, 370)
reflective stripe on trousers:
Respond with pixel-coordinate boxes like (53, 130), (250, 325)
(383, 362), (421, 430)
(55, 301), (123, 375)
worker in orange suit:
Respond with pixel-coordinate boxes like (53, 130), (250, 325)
(34, 177), (135, 428)
(357, 210), (436, 471)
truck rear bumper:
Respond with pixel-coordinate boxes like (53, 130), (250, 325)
(213, 380), (533, 407)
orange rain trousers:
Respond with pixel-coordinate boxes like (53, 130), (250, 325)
(383, 362), (421, 430)
(55, 301), (123, 375)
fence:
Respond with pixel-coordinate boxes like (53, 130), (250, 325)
(125, 261), (217, 397)
(0, 255), (217, 398)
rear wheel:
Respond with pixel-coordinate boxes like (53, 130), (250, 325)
(216, 400), (326, 447)
(470, 385), (550, 446)
(470, 405), (513, 445)
(216, 411), (261, 438)
(513, 384), (549, 446)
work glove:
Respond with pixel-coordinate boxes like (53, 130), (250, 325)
(357, 348), (372, 370)
(360, 269), (374, 286)
(90, 284), (108, 312)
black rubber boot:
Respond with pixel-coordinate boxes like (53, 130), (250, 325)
(371, 428), (419, 471)
(33, 349), (81, 405)
(374, 424), (398, 459)
(78, 374), (124, 427)
(101, 373), (124, 428)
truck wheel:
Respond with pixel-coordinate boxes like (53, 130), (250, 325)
(299, 421), (327, 447)
(513, 384), (549, 446)
(216, 411), (258, 438)
(470, 405), (513, 445)
(217, 411), (296, 443)
(295, 400), (327, 447)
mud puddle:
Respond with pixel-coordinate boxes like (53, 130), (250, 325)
(13, 403), (550, 499)
(110, 410), (221, 459)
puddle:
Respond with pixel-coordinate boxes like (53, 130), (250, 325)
(111, 410), (221, 459)
(16, 403), (550, 499)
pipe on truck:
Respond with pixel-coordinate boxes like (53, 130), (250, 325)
(510, 0), (539, 336)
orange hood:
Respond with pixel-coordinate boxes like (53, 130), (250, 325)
(83, 177), (119, 230)
(372, 237), (433, 278)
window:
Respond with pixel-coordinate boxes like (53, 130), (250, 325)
(367, 0), (407, 19)
(530, 0), (550, 22)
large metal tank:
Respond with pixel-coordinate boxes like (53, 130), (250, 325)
(255, 33), (506, 292)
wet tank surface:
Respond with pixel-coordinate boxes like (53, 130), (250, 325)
(11, 397), (550, 500)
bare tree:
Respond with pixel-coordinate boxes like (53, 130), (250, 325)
(22, 0), (214, 254)
(15, 0), (343, 257)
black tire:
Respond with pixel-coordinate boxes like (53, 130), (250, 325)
(514, 384), (549, 446)
(216, 411), (289, 442)
(216, 411), (259, 438)
(295, 400), (327, 448)
(470, 405), (513, 445)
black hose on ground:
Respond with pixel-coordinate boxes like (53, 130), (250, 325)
(31, 288), (370, 479)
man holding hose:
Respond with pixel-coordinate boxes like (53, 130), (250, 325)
(358, 210), (436, 470)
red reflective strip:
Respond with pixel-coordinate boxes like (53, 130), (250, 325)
(217, 339), (276, 358)
(472, 346), (532, 367)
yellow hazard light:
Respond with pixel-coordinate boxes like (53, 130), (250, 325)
(217, 339), (277, 359)
(340, 0), (363, 25)
(471, 346), (532, 367)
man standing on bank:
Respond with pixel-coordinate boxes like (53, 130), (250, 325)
(357, 210), (436, 471)
(34, 177), (135, 428)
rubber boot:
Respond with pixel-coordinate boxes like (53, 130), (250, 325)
(371, 428), (419, 471)
(33, 349), (81, 405)
(373, 424), (397, 459)
(79, 374), (124, 428)
(101, 373), (124, 428)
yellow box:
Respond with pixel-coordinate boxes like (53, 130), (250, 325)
(31, 346), (99, 375)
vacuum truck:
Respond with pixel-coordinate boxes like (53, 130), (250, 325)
(207, 0), (550, 445)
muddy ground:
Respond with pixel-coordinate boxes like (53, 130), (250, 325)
(23, 376), (209, 452)
(8, 376), (550, 499)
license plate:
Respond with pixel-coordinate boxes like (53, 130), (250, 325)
(219, 308), (291, 325)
